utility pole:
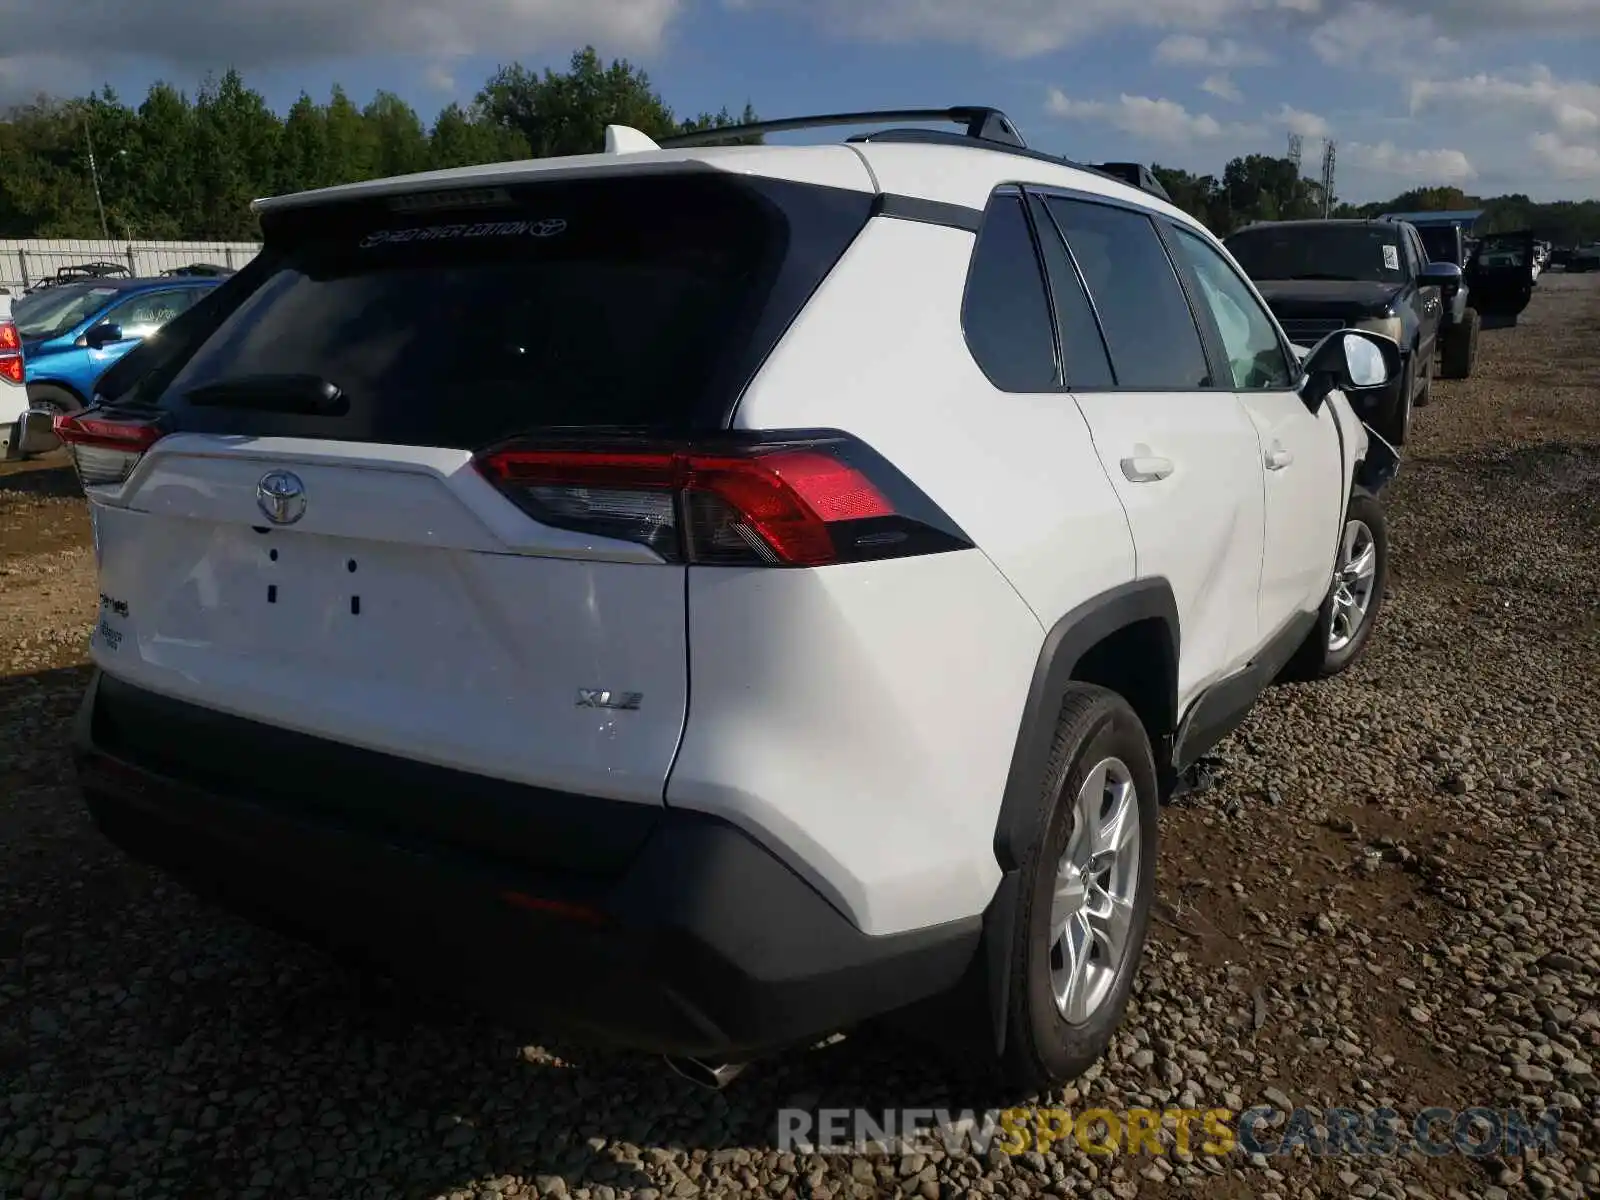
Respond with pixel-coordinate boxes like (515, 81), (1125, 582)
(1320, 139), (1337, 219)
(82, 106), (110, 240)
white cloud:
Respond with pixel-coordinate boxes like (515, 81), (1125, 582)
(0, 0), (682, 86)
(1309, 2), (1459, 72)
(1531, 133), (1600, 181)
(1411, 67), (1600, 139)
(1343, 140), (1476, 183)
(1273, 103), (1331, 139)
(1202, 73), (1244, 103)
(739, 0), (1321, 59)
(1154, 34), (1273, 67)
(1046, 87), (1265, 142)
(732, 0), (1600, 59)
(424, 64), (457, 93)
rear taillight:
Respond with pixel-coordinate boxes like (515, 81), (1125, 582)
(473, 432), (972, 567)
(0, 321), (22, 385)
(53, 411), (165, 487)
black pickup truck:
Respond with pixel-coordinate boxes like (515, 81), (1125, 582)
(1223, 218), (1459, 447)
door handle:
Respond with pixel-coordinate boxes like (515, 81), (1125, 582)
(1120, 454), (1174, 483)
(1265, 444), (1294, 470)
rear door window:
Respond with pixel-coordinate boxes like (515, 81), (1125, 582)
(1038, 196), (1212, 390)
(101, 289), (203, 339)
(153, 174), (873, 447)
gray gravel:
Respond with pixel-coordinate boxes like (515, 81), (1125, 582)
(3, 274), (1599, 1199)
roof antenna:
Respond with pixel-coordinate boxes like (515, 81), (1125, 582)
(605, 125), (661, 154)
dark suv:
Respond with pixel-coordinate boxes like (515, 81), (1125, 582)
(1407, 221), (1480, 380)
(1223, 218), (1457, 447)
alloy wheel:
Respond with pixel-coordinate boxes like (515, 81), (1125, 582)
(1048, 756), (1142, 1024)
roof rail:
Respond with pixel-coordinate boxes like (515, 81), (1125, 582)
(654, 105), (1175, 205)
(656, 107), (1028, 149)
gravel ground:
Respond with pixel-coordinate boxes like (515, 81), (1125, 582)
(2, 274), (1598, 1200)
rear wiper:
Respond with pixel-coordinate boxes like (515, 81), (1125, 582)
(184, 373), (347, 415)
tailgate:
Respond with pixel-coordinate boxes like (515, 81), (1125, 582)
(88, 436), (687, 806)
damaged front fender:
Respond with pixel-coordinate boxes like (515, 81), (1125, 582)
(1354, 422), (1400, 493)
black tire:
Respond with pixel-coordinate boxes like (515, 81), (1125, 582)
(24, 382), (83, 416)
(1439, 309), (1479, 380)
(990, 685), (1159, 1097)
(1279, 488), (1389, 682)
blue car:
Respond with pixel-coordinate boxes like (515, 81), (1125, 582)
(14, 277), (221, 414)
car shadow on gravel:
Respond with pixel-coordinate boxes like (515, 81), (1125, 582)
(0, 458), (80, 498)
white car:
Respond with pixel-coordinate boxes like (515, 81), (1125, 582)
(58, 106), (1402, 1095)
(0, 291), (26, 458)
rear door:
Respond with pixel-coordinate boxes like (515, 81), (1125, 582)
(1467, 230), (1538, 318)
(1031, 191), (1266, 710)
(78, 169), (875, 807)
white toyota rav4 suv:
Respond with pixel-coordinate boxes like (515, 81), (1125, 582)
(62, 108), (1401, 1095)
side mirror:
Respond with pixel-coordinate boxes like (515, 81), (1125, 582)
(16, 408), (62, 456)
(83, 323), (125, 349)
(1298, 328), (1403, 411)
(1420, 261), (1463, 285)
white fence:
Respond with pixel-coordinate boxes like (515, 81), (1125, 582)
(0, 239), (263, 293)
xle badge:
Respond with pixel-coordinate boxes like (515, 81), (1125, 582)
(576, 689), (643, 711)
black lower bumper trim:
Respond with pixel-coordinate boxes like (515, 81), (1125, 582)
(73, 671), (982, 1060)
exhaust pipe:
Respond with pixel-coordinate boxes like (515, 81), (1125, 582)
(663, 1055), (746, 1090)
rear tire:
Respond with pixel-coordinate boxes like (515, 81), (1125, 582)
(1279, 489), (1389, 682)
(1439, 309), (1479, 380)
(988, 685), (1159, 1097)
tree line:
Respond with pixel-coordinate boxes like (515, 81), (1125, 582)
(0, 48), (758, 242)
(1151, 160), (1600, 247)
(2, 48), (1596, 247)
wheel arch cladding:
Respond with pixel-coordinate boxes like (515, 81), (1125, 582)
(991, 577), (1180, 873)
(974, 578), (1178, 1057)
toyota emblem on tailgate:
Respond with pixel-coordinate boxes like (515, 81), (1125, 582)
(256, 470), (307, 526)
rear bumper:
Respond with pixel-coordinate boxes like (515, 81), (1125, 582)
(72, 670), (981, 1060)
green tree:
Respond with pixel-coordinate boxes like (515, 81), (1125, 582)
(364, 90), (430, 178)
(429, 102), (530, 169)
(477, 47), (759, 158)
(190, 69), (280, 238)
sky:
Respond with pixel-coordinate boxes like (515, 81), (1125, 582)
(4, 0), (1599, 203)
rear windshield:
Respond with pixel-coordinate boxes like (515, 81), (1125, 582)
(149, 172), (873, 447)
(1225, 225), (1406, 285)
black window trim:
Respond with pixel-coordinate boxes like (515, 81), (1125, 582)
(1160, 218), (1301, 394)
(1024, 191), (1117, 390)
(1020, 183), (1220, 395)
(958, 185), (1067, 395)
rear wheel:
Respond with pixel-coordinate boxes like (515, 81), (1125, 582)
(1439, 309), (1479, 380)
(988, 684), (1159, 1097)
(1279, 489), (1389, 682)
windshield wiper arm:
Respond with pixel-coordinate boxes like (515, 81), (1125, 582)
(184, 373), (347, 415)
(1287, 272), (1358, 281)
